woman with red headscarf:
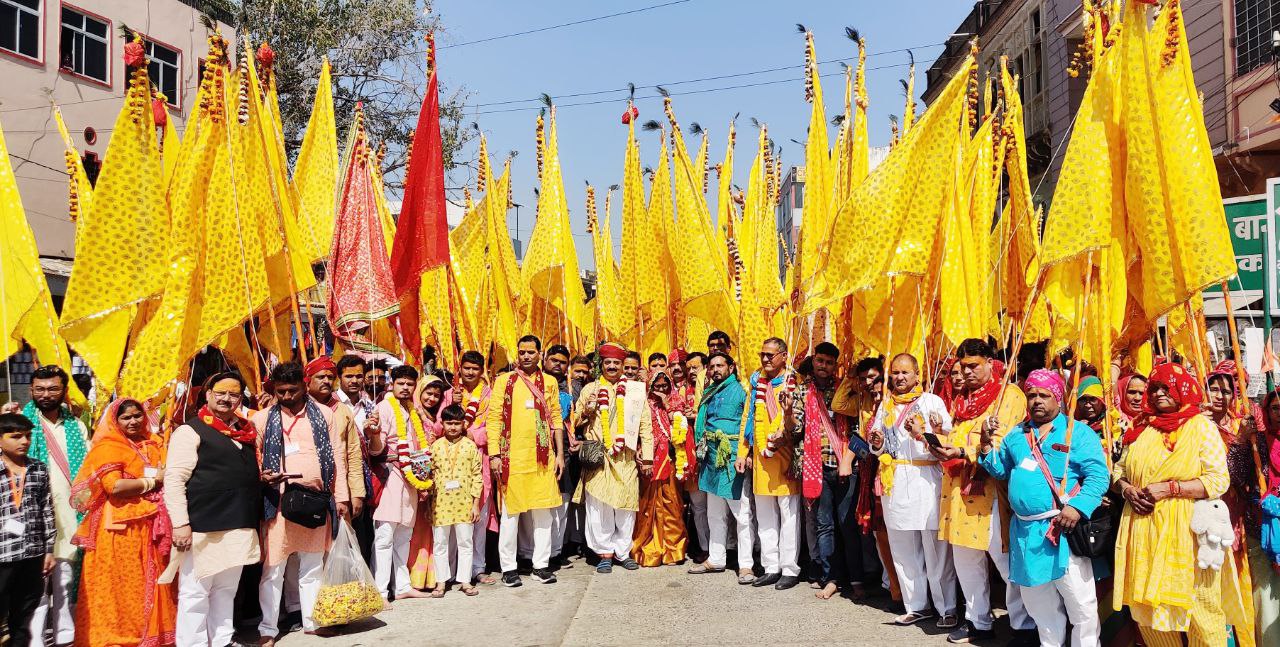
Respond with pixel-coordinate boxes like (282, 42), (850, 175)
(1111, 362), (1236, 646)
(630, 369), (692, 566)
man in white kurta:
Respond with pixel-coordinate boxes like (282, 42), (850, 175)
(868, 354), (959, 628)
(574, 343), (648, 572)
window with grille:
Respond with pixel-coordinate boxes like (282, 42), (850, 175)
(1236, 0), (1279, 76)
(0, 0), (39, 60)
(145, 39), (180, 106)
(60, 6), (108, 83)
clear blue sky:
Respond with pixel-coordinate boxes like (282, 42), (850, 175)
(432, 0), (975, 270)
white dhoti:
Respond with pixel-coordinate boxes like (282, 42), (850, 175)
(584, 492), (636, 560)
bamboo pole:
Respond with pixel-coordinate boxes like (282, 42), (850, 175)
(1221, 282), (1269, 494)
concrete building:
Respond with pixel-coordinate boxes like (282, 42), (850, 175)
(922, 0), (1279, 203)
(1, 0), (236, 264)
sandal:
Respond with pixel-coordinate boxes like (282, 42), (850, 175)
(460, 584), (479, 597)
(894, 610), (936, 626)
(429, 587), (445, 598)
(687, 563), (725, 574)
(475, 573), (497, 585)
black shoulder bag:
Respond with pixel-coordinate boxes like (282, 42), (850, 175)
(1025, 428), (1116, 559)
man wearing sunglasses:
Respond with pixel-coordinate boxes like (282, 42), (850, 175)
(735, 337), (801, 590)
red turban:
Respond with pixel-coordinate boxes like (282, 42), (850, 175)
(668, 348), (688, 365)
(598, 343), (628, 361)
(304, 356), (337, 379)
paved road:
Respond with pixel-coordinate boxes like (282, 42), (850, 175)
(277, 556), (983, 646)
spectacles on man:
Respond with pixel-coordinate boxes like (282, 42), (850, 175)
(209, 390), (243, 400)
(759, 351), (783, 362)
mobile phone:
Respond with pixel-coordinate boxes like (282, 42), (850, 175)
(282, 473), (304, 480)
(922, 432), (943, 449)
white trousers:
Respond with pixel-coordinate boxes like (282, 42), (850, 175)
(259, 551), (323, 635)
(584, 492), (636, 560)
(500, 503), (552, 572)
(472, 499), (490, 577)
(706, 491), (754, 570)
(29, 558), (74, 646)
(552, 492), (571, 554)
(951, 504), (1033, 631)
(176, 557), (242, 647)
(433, 523), (475, 585)
(1020, 554), (1099, 647)
(517, 509), (534, 559)
(754, 493), (800, 577)
(887, 528), (958, 616)
(373, 521), (414, 596)
(687, 488), (710, 554)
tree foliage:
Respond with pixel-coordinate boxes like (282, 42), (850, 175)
(229, 0), (472, 187)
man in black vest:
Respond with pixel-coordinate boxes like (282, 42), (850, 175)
(165, 371), (263, 647)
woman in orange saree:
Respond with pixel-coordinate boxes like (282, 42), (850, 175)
(70, 399), (176, 647)
(631, 369), (691, 566)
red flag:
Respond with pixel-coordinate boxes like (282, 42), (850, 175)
(390, 36), (450, 363)
(327, 107), (399, 342)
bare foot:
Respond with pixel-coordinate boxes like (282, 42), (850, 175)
(258, 637), (276, 647)
(460, 584), (479, 596)
(395, 589), (432, 599)
(816, 582), (839, 600)
(809, 580), (822, 589)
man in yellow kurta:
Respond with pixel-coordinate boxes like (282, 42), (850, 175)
(574, 343), (650, 572)
(735, 337), (802, 590)
(927, 338), (1035, 642)
(487, 335), (565, 587)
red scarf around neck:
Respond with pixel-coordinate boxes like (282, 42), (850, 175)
(197, 405), (257, 443)
(952, 361), (1005, 422)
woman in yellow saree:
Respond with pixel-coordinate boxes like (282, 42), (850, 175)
(1111, 362), (1232, 647)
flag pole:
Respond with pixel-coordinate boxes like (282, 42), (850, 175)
(1221, 281), (1269, 494)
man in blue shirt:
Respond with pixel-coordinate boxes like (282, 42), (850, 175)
(978, 369), (1107, 647)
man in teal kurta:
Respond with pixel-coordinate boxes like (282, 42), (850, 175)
(978, 369), (1107, 647)
(688, 352), (754, 583)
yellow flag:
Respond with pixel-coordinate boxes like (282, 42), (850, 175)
(797, 31), (834, 298)
(714, 120), (737, 296)
(1128, 0), (1235, 326)
(486, 161), (521, 361)
(1040, 13), (1125, 369)
(737, 128), (786, 359)
(51, 106), (94, 248)
(0, 120), (85, 405)
(617, 116), (650, 343)
(994, 59), (1047, 342)
(587, 184), (628, 341)
(808, 54), (975, 313)
(122, 41), (274, 398)
(522, 107), (589, 345)
(639, 123), (677, 356)
(666, 100), (737, 340)
(294, 58), (339, 264)
(938, 111), (993, 346)
(60, 42), (170, 395)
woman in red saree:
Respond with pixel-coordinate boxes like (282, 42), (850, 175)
(70, 399), (176, 647)
(631, 369), (693, 566)
(408, 375), (450, 594)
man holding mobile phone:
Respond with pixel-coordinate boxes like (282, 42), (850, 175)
(253, 363), (349, 645)
(867, 353), (959, 629)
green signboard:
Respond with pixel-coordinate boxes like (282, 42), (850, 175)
(1222, 195), (1267, 293)
(1206, 192), (1273, 315)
